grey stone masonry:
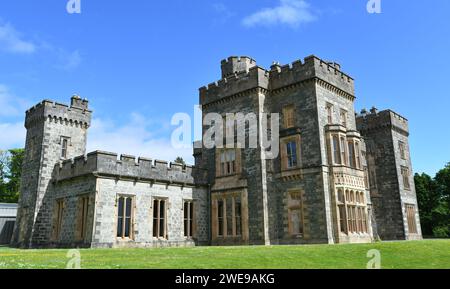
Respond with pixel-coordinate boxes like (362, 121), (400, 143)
(12, 54), (421, 249)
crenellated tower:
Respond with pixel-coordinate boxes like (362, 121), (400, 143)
(11, 95), (92, 248)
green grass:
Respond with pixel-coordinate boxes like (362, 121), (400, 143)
(0, 240), (449, 269)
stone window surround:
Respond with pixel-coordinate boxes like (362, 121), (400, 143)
(336, 188), (369, 235)
(401, 166), (411, 191)
(59, 136), (72, 160)
(280, 134), (301, 172)
(152, 197), (168, 240)
(215, 147), (242, 178)
(76, 194), (90, 242)
(405, 203), (418, 234)
(183, 199), (196, 239)
(282, 104), (296, 129)
(326, 102), (334, 125)
(286, 189), (305, 238)
(211, 191), (244, 239)
(114, 194), (136, 241)
(52, 198), (65, 241)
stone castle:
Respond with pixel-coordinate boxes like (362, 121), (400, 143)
(11, 55), (422, 248)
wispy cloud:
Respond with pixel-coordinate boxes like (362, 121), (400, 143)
(0, 21), (36, 54)
(212, 3), (235, 24)
(0, 84), (31, 117)
(87, 113), (194, 164)
(0, 122), (26, 150)
(242, 0), (317, 28)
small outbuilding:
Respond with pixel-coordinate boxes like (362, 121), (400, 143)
(0, 203), (18, 245)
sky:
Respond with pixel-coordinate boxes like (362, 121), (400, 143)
(0, 0), (449, 175)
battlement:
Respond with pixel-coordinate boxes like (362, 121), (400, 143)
(221, 56), (257, 78)
(269, 55), (354, 95)
(200, 55), (355, 106)
(356, 108), (409, 134)
(200, 65), (270, 106)
(54, 151), (208, 186)
(25, 98), (92, 129)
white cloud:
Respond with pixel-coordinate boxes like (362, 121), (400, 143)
(87, 113), (194, 165)
(0, 21), (36, 54)
(242, 0), (316, 28)
(0, 122), (26, 150)
(57, 49), (82, 71)
(0, 84), (31, 117)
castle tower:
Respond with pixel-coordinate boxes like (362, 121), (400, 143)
(11, 96), (92, 248)
(356, 108), (422, 240)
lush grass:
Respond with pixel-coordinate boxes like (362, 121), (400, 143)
(0, 240), (449, 269)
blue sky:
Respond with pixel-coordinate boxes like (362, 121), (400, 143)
(0, 0), (449, 175)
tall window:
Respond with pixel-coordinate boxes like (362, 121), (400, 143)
(333, 135), (341, 164)
(288, 191), (304, 237)
(217, 199), (224, 237)
(401, 166), (411, 190)
(77, 195), (90, 241)
(405, 204), (418, 234)
(340, 110), (348, 128)
(326, 104), (333, 124)
(61, 138), (68, 159)
(117, 196), (133, 239)
(340, 137), (347, 166)
(355, 142), (361, 169)
(219, 149), (236, 176)
(337, 190), (346, 234)
(283, 105), (295, 128)
(348, 141), (356, 168)
(286, 141), (298, 168)
(342, 190), (368, 234)
(215, 195), (242, 238)
(153, 199), (167, 238)
(53, 199), (65, 240)
(363, 167), (369, 189)
(399, 141), (407, 160)
(184, 201), (194, 238)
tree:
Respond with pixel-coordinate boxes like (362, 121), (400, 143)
(415, 163), (450, 238)
(174, 157), (186, 166)
(0, 148), (25, 203)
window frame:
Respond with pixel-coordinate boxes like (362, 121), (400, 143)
(152, 198), (168, 239)
(116, 195), (135, 240)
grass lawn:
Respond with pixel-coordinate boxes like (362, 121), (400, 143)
(0, 240), (449, 269)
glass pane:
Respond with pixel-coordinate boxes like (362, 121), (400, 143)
(153, 218), (158, 237)
(184, 202), (188, 219)
(117, 217), (123, 237)
(159, 218), (165, 238)
(160, 201), (165, 219)
(124, 217), (130, 237)
(126, 198), (132, 217)
(118, 197), (124, 218)
(153, 200), (158, 218)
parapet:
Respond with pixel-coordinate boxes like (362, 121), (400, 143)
(25, 97), (92, 129)
(200, 65), (269, 106)
(54, 151), (208, 186)
(356, 108), (409, 135)
(221, 56), (257, 78)
(200, 55), (355, 106)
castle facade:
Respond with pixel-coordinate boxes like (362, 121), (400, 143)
(11, 55), (422, 248)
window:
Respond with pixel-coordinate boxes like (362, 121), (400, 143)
(117, 196), (134, 239)
(53, 199), (65, 240)
(184, 201), (194, 238)
(337, 190), (347, 234)
(401, 166), (411, 190)
(286, 141), (298, 168)
(61, 138), (68, 159)
(219, 149), (236, 176)
(363, 167), (369, 189)
(215, 195), (243, 238)
(399, 141), (407, 160)
(340, 137), (347, 166)
(355, 142), (361, 169)
(288, 191), (304, 237)
(283, 105), (295, 128)
(332, 135), (341, 164)
(326, 104), (333, 124)
(348, 141), (356, 168)
(153, 199), (167, 239)
(217, 199), (224, 236)
(281, 135), (301, 171)
(405, 204), (418, 234)
(341, 190), (368, 234)
(340, 110), (348, 128)
(77, 195), (90, 241)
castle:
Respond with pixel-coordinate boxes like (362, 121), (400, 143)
(11, 55), (422, 248)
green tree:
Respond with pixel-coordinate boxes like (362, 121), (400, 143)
(174, 157), (186, 166)
(0, 148), (24, 203)
(415, 173), (439, 236)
